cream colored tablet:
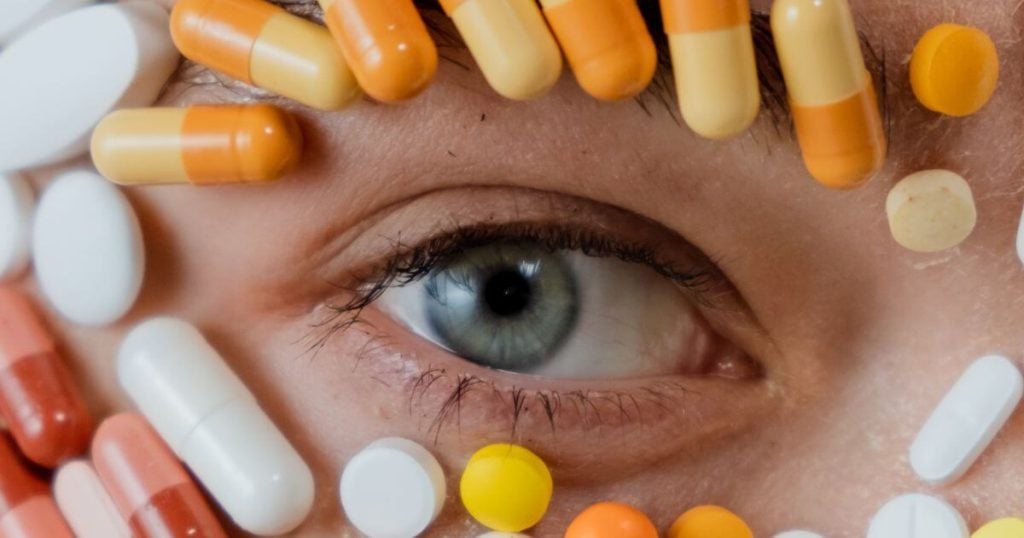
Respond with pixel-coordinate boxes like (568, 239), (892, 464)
(886, 170), (976, 253)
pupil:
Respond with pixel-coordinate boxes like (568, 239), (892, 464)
(483, 269), (532, 317)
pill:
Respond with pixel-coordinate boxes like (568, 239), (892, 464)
(92, 413), (227, 538)
(771, 0), (886, 189)
(319, 0), (437, 102)
(0, 287), (92, 467)
(0, 1), (179, 172)
(478, 533), (531, 538)
(910, 24), (999, 117)
(33, 170), (144, 326)
(171, 0), (359, 110)
(565, 502), (658, 538)
(669, 505), (753, 538)
(340, 437), (446, 538)
(909, 355), (1022, 485)
(118, 317), (315, 536)
(439, 0), (562, 100)
(662, 0), (760, 139)
(1018, 203), (1024, 267)
(774, 532), (824, 538)
(0, 174), (34, 281)
(540, 0), (655, 101)
(973, 518), (1024, 538)
(0, 0), (90, 46)
(53, 461), (132, 538)
(886, 169), (977, 253)
(460, 444), (552, 532)
(867, 493), (968, 538)
(91, 105), (302, 186)
(0, 435), (73, 537)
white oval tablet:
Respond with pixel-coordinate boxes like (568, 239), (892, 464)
(0, 173), (34, 280)
(340, 437), (446, 538)
(0, 0), (91, 46)
(774, 532), (824, 538)
(886, 170), (976, 253)
(866, 493), (968, 538)
(909, 355), (1023, 485)
(54, 460), (132, 538)
(33, 170), (143, 326)
(0, 1), (178, 172)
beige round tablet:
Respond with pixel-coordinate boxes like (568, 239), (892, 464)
(886, 170), (976, 253)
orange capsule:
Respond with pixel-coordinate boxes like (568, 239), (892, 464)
(565, 502), (658, 538)
(0, 288), (92, 468)
(0, 435), (73, 538)
(91, 104), (302, 186)
(317, 0), (438, 102)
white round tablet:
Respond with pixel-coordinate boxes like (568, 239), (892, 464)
(886, 170), (976, 253)
(774, 531), (824, 538)
(0, 1), (178, 172)
(0, 173), (34, 280)
(33, 170), (144, 326)
(866, 493), (968, 538)
(340, 437), (446, 538)
(0, 0), (91, 46)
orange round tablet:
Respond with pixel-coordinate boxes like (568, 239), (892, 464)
(669, 505), (753, 538)
(565, 502), (658, 538)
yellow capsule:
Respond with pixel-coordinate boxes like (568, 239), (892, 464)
(661, 0), (760, 139)
(460, 444), (552, 532)
(90, 105), (302, 186)
(539, 0), (656, 101)
(669, 505), (753, 538)
(910, 23), (999, 117)
(973, 518), (1024, 538)
(440, 0), (562, 100)
(171, 0), (360, 111)
(771, 0), (886, 189)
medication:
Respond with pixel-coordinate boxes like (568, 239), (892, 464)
(669, 505), (753, 538)
(92, 414), (227, 538)
(0, 435), (73, 538)
(866, 493), (968, 538)
(33, 170), (144, 326)
(460, 444), (552, 532)
(439, 0), (562, 100)
(910, 24), (999, 117)
(340, 437), (446, 538)
(0, 174), (34, 281)
(0, 287), (92, 467)
(171, 0), (360, 110)
(540, 0), (656, 101)
(0, 0), (89, 46)
(91, 105), (302, 186)
(565, 502), (658, 538)
(53, 461), (132, 538)
(909, 355), (1022, 485)
(973, 518), (1024, 538)
(661, 0), (760, 139)
(771, 0), (886, 189)
(1018, 203), (1024, 267)
(318, 0), (438, 102)
(479, 534), (531, 537)
(886, 170), (976, 253)
(774, 532), (824, 538)
(0, 1), (178, 172)
(118, 317), (315, 536)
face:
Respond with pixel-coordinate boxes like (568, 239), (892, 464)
(20, 0), (1024, 535)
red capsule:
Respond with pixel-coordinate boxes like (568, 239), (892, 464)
(0, 435), (73, 538)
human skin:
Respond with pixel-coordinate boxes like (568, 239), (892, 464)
(16, 0), (1024, 535)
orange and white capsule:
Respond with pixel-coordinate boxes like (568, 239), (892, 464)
(439, 0), (562, 100)
(318, 0), (438, 102)
(91, 105), (302, 186)
(661, 0), (760, 139)
(171, 0), (360, 110)
(540, 0), (655, 101)
(772, 0), (886, 189)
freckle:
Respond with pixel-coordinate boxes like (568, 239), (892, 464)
(447, 150), (456, 157)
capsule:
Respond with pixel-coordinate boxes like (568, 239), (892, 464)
(0, 288), (92, 468)
(91, 105), (302, 186)
(771, 0), (886, 189)
(117, 318), (315, 536)
(660, 0), (759, 138)
(171, 0), (359, 110)
(540, 0), (655, 100)
(439, 0), (562, 100)
(92, 414), (227, 538)
(318, 0), (438, 102)
(54, 461), (133, 538)
(0, 435), (73, 538)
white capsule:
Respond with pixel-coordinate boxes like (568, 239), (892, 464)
(33, 170), (143, 326)
(1016, 202), (1024, 267)
(0, 1), (178, 172)
(774, 532), (824, 538)
(866, 493), (967, 538)
(117, 317), (315, 536)
(909, 355), (1023, 485)
(0, 173), (34, 280)
(340, 437), (446, 538)
(53, 460), (132, 538)
(0, 0), (90, 46)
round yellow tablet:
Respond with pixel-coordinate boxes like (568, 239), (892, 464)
(910, 23), (999, 117)
(886, 169), (977, 253)
(669, 505), (753, 538)
(973, 518), (1024, 538)
(460, 444), (553, 532)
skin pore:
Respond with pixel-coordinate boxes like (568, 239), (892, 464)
(17, 0), (1024, 535)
